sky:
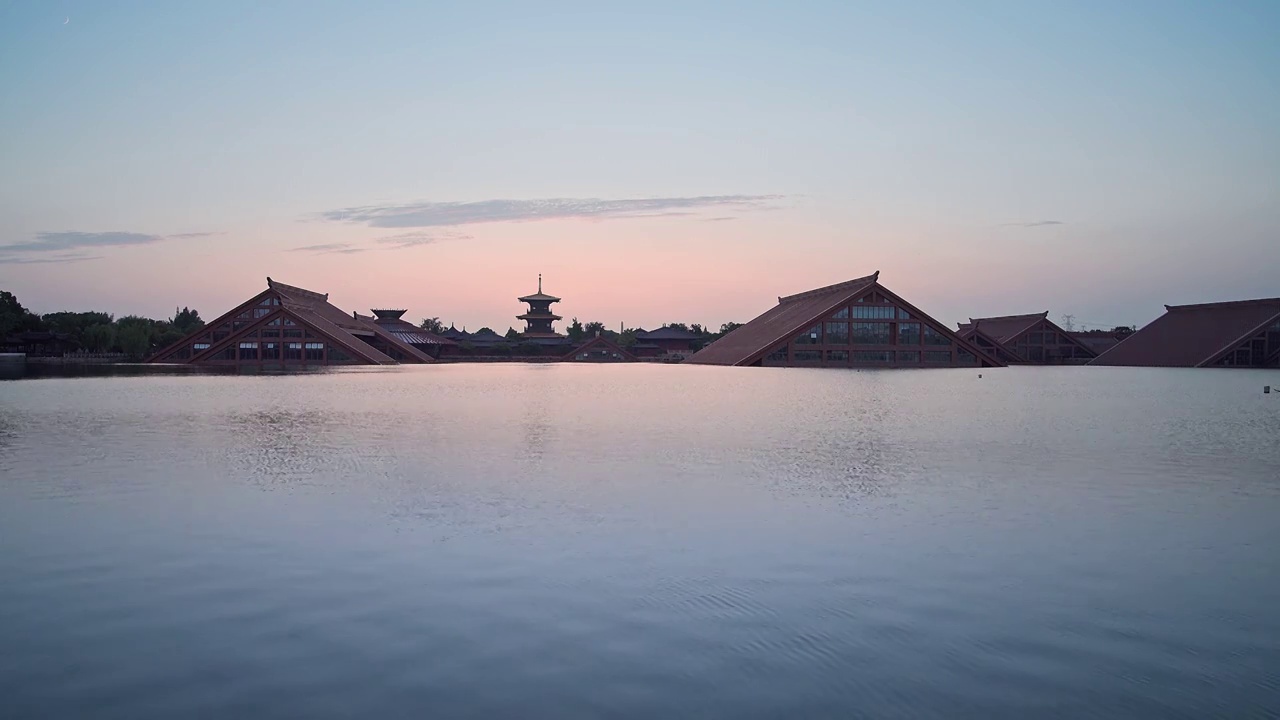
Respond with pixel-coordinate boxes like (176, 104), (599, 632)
(1, 0), (1277, 333)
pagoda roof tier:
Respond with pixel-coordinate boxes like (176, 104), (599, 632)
(517, 312), (563, 321)
(518, 292), (561, 303)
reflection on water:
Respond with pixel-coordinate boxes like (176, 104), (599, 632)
(1, 364), (1279, 718)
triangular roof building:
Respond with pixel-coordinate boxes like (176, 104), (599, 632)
(689, 272), (1002, 368)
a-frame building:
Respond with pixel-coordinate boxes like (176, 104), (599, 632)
(563, 333), (636, 362)
(956, 312), (1097, 364)
(1092, 298), (1280, 368)
(149, 278), (435, 367)
(688, 272), (1004, 368)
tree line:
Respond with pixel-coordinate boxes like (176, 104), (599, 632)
(1, 290), (205, 360)
(417, 314), (742, 350)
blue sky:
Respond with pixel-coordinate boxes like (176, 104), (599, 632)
(1, 0), (1277, 331)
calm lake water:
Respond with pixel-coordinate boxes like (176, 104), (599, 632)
(2, 364), (1278, 718)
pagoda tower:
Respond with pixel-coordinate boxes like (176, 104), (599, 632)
(517, 274), (563, 338)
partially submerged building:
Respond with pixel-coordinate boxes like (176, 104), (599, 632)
(688, 272), (1003, 368)
(1091, 298), (1280, 368)
(149, 278), (435, 366)
(367, 309), (456, 358)
(956, 312), (1098, 364)
(563, 333), (636, 362)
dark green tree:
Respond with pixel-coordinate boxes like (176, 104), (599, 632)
(583, 321), (606, 337)
(664, 322), (690, 332)
(171, 307), (204, 334)
(116, 323), (152, 360)
(83, 323), (116, 352)
(419, 317), (445, 334)
(718, 322), (743, 337)
(0, 290), (45, 337)
(504, 327), (520, 340)
(566, 317), (584, 342)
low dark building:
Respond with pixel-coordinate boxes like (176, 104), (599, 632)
(633, 327), (701, 357)
(1068, 330), (1129, 357)
(688, 271), (1003, 368)
(563, 333), (636, 362)
(150, 278), (435, 366)
(956, 312), (1097, 364)
(1092, 298), (1280, 367)
(2, 331), (77, 357)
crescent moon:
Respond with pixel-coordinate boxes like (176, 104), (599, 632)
(64, 17), (70, 24)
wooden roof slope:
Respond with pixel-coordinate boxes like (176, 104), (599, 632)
(956, 312), (1046, 344)
(1091, 297), (1280, 367)
(958, 311), (1099, 358)
(268, 278), (434, 363)
(150, 278), (434, 364)
(688, 272), (1003, 367)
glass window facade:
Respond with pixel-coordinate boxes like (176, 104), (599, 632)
(897, 351), (919, 363)
(285, 342), (303, 360)
(794, 325), (822, 344)
(898, 322), (921, 345)
(923, 327), (951, 346)
(898, 308), (911, 320)
(924, 350), (952, 363)
(852, 322), (891, 344)
(304, 342), (325, 361)
(262, 342), (280, 360)
(253, 307), (272, 318)
(792, 350), (821, 363)
(824, 322), (849, 344)
(193, 342), (210, 351)
(957, 350), (976, 365)
(827, 350), (849, 363)
(852, 351), (892, 363)
(283, 329), (303, 338)
(853, 305), (897, 319)
(766, 345), (788, 363)
(831, 307), (850, 319)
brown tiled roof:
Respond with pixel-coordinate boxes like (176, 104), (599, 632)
(266, 279), (402, 364)
(957, 312), (1047, 344)
(689, 272), (1003, 367)
(688, 273), (881, 366)
(1092, 297), (1280, 367)
(368, 314), (457, 346)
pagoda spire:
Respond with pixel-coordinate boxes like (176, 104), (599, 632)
(538, 273), (542, 293)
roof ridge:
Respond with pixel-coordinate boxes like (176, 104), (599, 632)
(778, 271), (879, 304)
(1165, 297), (1280, 311)
(968, 312), (1048, 322)
(267, 277), (329, 302)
